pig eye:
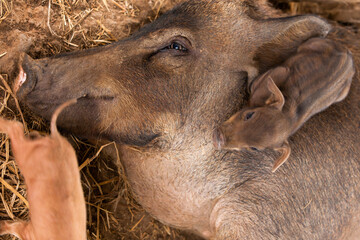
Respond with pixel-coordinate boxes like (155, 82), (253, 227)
(250, 147), (258, 151)
(162, 42), (188, 52)
(244, 112), (255, 121)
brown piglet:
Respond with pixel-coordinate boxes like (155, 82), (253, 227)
(214, 38), (355, 172)
(0, 99), (86, 240)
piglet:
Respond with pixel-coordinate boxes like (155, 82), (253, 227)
(214, 38), (355, 172)
(0, 99), (86, 240)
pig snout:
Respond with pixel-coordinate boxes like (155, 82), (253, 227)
(14, 54), (43, 98)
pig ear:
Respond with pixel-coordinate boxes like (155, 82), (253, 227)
(264, 77), (284, 111)
(253, 15), (331, 73)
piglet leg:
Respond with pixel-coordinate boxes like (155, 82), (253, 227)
(0, 99), (86, 240)
(272, 141), (291, 172)
(0, 220), (35, 240)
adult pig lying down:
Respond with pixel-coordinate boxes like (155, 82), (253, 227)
(9, 0), (360, 239)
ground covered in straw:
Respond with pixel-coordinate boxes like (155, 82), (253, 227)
(0, 0), (359, 239)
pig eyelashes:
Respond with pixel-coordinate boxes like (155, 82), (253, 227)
(158, 35), (192, 54)
(146, 36), (193, 60)
(163, 42), (188, 52)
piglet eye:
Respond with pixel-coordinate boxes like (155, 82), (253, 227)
(250, 147), (258, 151)
(244, 112), (255, 121)
(165, 42), (187, 52)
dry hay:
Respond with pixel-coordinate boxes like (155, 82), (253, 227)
(272, 0), (360, 29)
(0, 0), (359, 240)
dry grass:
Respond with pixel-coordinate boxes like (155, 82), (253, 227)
(0, 74), (30, 240)
(42, 0), (179, 55)
(274, 0), (360, 28)
(0, 0), (12, 23)
(0, 0), (358, 239)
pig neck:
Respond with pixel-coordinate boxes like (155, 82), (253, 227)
(281, 93), (315, 137)
(270, 111), (294, 148)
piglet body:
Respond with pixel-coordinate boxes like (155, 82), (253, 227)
(215, 38), (355, 172)
(0, 99), (86, 240)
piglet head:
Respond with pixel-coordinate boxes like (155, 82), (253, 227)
(214, 76), (290, 152)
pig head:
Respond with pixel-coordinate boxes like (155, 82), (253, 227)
(15, 1), (331, 146)
(12, 1), (360, 239)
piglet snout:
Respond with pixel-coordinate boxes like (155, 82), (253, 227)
(213, 128), (226, 150)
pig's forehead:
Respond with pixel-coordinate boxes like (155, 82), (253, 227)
(131, 1), (252, 37)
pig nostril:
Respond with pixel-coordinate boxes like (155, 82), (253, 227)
(15, 55), (41, 97)
(13, 67), (27, 93)
(18, 71), (26, 86)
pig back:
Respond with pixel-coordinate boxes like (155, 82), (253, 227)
(280, 38), (355, 131)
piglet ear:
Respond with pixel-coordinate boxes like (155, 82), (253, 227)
(264, 77), (285, 111)
(249, 67), (287, 111)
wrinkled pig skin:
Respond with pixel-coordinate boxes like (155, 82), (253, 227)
(13, 0), (360, 239)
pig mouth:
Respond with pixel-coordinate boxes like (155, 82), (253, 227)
(79, 94), (116, 101)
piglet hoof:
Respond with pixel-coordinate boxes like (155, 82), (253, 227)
(0, 220), (33, 239)
(272, 141), (291, 173)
